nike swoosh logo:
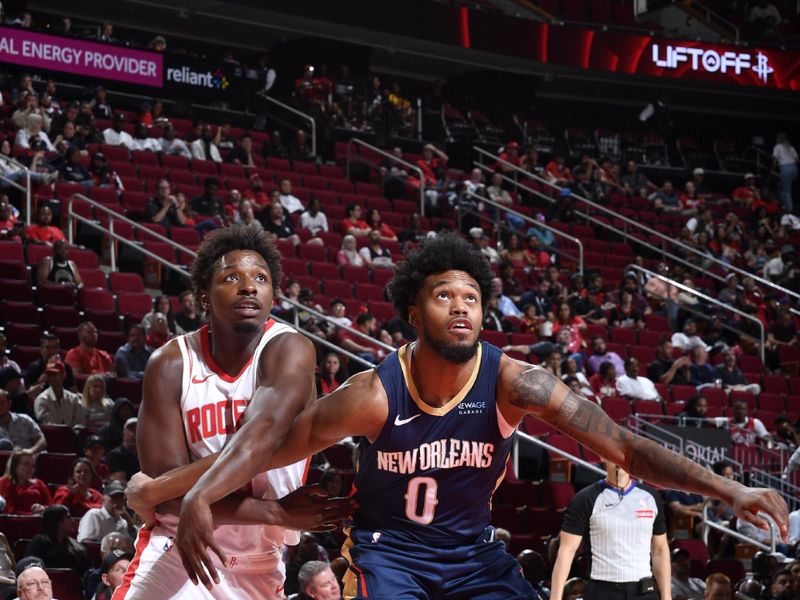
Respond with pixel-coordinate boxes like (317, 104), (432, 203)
(394, 414), (421, 426)
(191, 374), (213, 384)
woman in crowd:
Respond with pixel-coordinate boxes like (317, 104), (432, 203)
(365, 208), (397, 242)
(141, 295), (177, 336)
(499, 233), (528, 269)
(24, 504), (91, 575)
(552, 303), (587, 356)
(336, 234), (365, 267)
(51, 458), (103, 518)
(81, 375), (113, 429)
(82, 435), (110, 489)
(98, 398), (135, 450)
(0, 449), (51, 515)
(610, 289), (646, 330)
(316, 352), (348, 396)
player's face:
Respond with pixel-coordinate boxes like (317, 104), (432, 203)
(205, 250), (273, 334)
(410, 270), (482, 364)
(307, 567), (341, 600)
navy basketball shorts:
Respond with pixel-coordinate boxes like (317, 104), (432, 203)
(342, 526), (540, 600)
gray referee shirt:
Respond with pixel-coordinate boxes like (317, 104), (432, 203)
(561, 480), (667, 583)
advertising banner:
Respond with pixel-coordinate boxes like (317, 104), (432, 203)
(0, 26), (162, 87)
(164, 55), (238, 101)
(656, 424), (732, 466)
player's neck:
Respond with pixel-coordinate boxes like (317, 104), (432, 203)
(205, 322), (263, 375)
(408, 341), (478, 408)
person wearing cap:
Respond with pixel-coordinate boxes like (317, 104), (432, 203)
(102, 113), (134, 150)
(105, 417), (139, 483)
(690, 167), (713, 201)
(670, 547), (705, 599)
(89, 151), (120, 188)
(0, 365), (30, 416)
(83, 434), (111, 488)
(77, 480), (134, 543)
(83, 531), (136, 599)
(92, 549), (133, 599)
(15, 565), (52, 600)
(496, 141), (521, 174)
(64, 322), (114, 377)
(33, 360), (87, 428)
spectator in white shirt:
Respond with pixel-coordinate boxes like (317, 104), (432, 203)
(278, 178), (305, 214)
(15, 113), (55, 152)
(615, 357), (661, 401)
(130, 123), (161, 153)
(772, 132), (798, 213)
(33, 361), (87, 427)
(159, 124), (192, 159)
(102, 114), (134, 150)
(190, 126), (222, 163)
(77, 481), (133, 543)
(670, 318), (708, 352)
(299, 196), (328, 236)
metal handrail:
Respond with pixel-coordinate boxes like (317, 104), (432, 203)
(276, 295), (395, 354)
(514, 429), (605, 475)
(681, 0), (740, 41)
(626, 264), (766, 364)
(66, 194), (196, 274)
(473, 147), (800, 305)
(260, 94), (316, 157)
(461, 189), (584, 274)
(346, 138), (426, 216)
(0, 155), (32, 225)
(702, 502), (775, 553)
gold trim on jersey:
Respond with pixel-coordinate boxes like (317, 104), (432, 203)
(398, 342), (483, 416)
(341, 526), (359, 600)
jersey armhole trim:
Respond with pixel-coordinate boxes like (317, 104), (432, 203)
(496, 403), (515, 439)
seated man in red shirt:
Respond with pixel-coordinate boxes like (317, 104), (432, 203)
(64, 321), (114, 376)
(331, 313), (387, 372)
(731, 173), (760, 207)
(339, 203), (371, 237)
(26, 204), (66, 246)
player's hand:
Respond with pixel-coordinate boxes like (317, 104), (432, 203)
(125, 472), (156, 524)
(275, 484), (356, 532)
(731, 486), (789, 542)
(177, 495), (227, 590)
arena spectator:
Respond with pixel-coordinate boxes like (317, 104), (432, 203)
(688, 346), (717, 388)
(93, 549), (133, 600)
(365, 208), (397, 242)
(0, 334), (20, 376)
(491, 277), (522, 319)
(83, 533), (135, 600)
(499, 263), (524, 306)
(33, 361), (86, 427)
(190, 126), (222, 162)
(671, 318), (708, 352)
(622, 160), (656, 196)
(299, 196), (329, 236)
(278, 178), (305, 215)
(105, 418), (139, 482)
(0, 151), (57, 190)
(64, 322), (114, 376)
(228, 134), (255, 167)
(333, 313), (386, 366)
(772, 132), (798, 213)
(174, 291), (202, 334)
(719, 400), (769, 446)
(732, 173), (761, 207)
(81, 375), (113, 430)
(144, 312), (171, 349)
(14, 565), (53, 600)
(766, 309), (798, 371)
(242, 173), (269, 207)
(616, 357), (661, 401)
(648, 337), (692, 385)
(297, 561), (340, 600)
(771, 417), (800, 452)
(36, 239), (83, 288)
(670, 547), (705, 600)
(336, 235), (365, 267)
(144, 180), (183, 231)
(0, 449), (50, 514)
(586, 336), (624, 376)
(77, 481), (133, 543)
(261, 201), (301, 246)
(666, 487), (704, 521)
(289, 129), (314, 162)
(25, 504), (91, 575)
(588, 361), (618, 401)
(57, 146), (91, 186)
(750, 0), (783, 39)
(316, 352), (347, 396)
(131, 123), (160, 153)
(358, 229), (394, 269)
(190, 177), (225, 223)
(97, 399), (134, 452)
(26, 205), (66, 247)
(284, 532), (329, 596)
(263, 130), (289, 158)
(0, 367), (30, 418)
(678, 395), (711, 428)
(327, 299), (352, 328)
(102, 114), (133, 150)
(12, 90), (51, 132)
(0, 531), (14, 598)
(83, 435), (111, 489)
(232, 199), (262, 231)
(141, 295), (177, 336)
(703, 573), (731, 600)
(15, 113), (55, 151)
(552, 303), (587, 355)
(24, 333), (76, 395)
(714, 349), (761, 395)
(340, 203), (371, 238)
(51, 458), (103, 518)
(159, 125), (192, 159)
(572, 287), (609, 328)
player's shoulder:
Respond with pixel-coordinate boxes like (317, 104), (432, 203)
(145, 337), (184, 375)
(260, 324), (315, 360)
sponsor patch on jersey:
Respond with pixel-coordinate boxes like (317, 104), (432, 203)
(635, 509), (655, 519)
(458, 401), (487, 415)
(163, 536), (175, 552)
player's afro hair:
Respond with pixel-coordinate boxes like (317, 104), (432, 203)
(387, 233), (493, 324)
(190, 225), (282, 301)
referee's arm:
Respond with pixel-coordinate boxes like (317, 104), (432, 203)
(550, 532), (582, 600)
(651, 534), (671, 600)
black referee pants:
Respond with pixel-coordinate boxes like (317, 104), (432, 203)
(586, 580), (659, 600)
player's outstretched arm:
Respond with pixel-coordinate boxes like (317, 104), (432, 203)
(497, 356), (789, 538)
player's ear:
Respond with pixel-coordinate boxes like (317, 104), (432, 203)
(407, 306), (418, 327)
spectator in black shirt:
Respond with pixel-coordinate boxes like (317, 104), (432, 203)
(228, 134), (255, 167)
(144, 179), (184, 230)
(647, 337), (691, 386)
(90, 152), (119, 189)
(678, 394), (712, 428)
(190, 177), (225, 223)
(58, 147), (92, 186)
(263, 130), (289, 158)
(715, 349), (761, 395)
(261, 201), (300, 246)
(289, 129), (314, 162)
(106, 418), (139, 483)
(24, 333), (76, 396)
(174, 291), (202, 333)
(24, 504), (91, 576)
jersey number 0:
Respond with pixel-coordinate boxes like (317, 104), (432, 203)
(404, 476), (439, 524)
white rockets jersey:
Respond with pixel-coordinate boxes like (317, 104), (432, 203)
(175, 319), (308, 557)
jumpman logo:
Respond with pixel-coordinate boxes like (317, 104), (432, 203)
(752, 53), (774, 84)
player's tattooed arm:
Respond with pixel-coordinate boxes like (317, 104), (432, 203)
(498, 356), (789, 538)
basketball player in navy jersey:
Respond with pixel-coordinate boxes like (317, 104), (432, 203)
(116, 226), (353, 599)
(128, 234), (788, 599)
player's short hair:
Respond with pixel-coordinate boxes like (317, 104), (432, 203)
(387, 233), (493, 323)
(190, 225), (282, 302)
(297, 560), (329, 592)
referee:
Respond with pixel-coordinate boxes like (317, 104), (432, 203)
(550, 461), (671, 600)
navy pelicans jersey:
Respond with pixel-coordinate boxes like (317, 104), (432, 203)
(351, 341), (515, 547)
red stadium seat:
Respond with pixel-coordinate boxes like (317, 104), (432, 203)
(36, 452), (77, 485)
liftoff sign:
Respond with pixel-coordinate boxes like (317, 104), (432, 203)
(651, 43), (774, 84)
(0, 26), (162, 87)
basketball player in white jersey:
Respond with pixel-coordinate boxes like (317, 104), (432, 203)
(114, 226), (353, 599)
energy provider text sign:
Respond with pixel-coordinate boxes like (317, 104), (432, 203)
(0, 26), (162, 87)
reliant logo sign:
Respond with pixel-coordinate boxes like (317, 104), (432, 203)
(651, 43), (774, 84)
(167, 66), (229, 90)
